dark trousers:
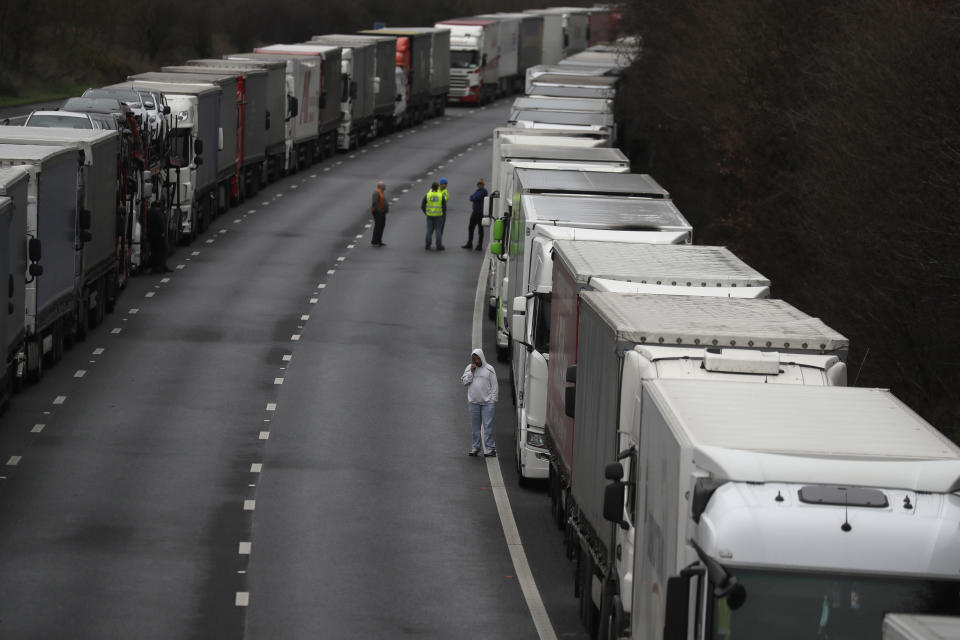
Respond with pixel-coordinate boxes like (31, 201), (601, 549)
(371, 211), (386, 244)
(467, 212), (483, 246)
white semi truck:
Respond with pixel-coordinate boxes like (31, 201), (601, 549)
(599, 378), (960, 640)
(435, 19), (500, 105)
(556, 292), (855, 637)
(491, 181), (691, 362)
(510, 241), (770, 482)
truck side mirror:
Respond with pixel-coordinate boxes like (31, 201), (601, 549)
(163, 105), (171, 115)
(265, 110), (271, 130)
(288, 96), (299, 118)
(194, 139), (203, 155)
(603, 481), (626, 527)
(79, 208), (91, 230)
(195, 156), (203, 166)
(28, 263), (43, 277)
(492, 219), (504, 241)
(488, 241), (502, 256)
(663, 574), (692, 640)
(28, 237), (41, 262)
(350, 81), (358, 100)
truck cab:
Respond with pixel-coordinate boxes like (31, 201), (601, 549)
(435, 19), (500, 104)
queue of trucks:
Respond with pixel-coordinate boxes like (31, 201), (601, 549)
(1, 8), (619, 408)
(483, 34), (960, 640)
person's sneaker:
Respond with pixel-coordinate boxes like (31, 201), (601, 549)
(437, 245), (445, 251)
(475, 245), (483, 251)
(484, 450), (497, 458)
(425, 244), (431, 250)
(468, 449), (480, 457)
(461, 243), (472, 249)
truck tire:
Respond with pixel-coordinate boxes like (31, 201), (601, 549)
(579, 551), (599, 638)
(488, 303), (496, 321)
(76, 293), (90, 341)
(25, 338), (42, 383)
(496, 343), (510, 363)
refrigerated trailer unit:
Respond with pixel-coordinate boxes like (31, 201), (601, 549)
(252, 44), (343, 159)
(185, 58), (288, 182)
(527, 73), (618, 99)
(511, 96), (613, 116)
(525, 64), (614, 93)
(562, 292), (851, 638)
(0, 128), (121, 335)
(0, 167), (28, 401)
(0, 144), (82, 383)
(118, 79), (220, 238)
(310, 35), (378, 148)
(224, 52), (320, 170)
(600, 378), (960, 639)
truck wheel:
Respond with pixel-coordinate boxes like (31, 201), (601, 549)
(598, 581), (617, 640)
(105, 273), (118, 312)
(92, 279), (106, 327)
(496, 344), (509, 362)
(487, 303), (496, 321)
(76, 293), (90, 341)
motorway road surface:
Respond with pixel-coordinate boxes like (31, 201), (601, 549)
(0, 101), (589, 639)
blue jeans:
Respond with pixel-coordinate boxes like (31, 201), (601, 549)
(469, 402), (496, 453)
(425, 216), (444, 248)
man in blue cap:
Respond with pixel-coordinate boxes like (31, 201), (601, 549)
(438, 178), (449, 233)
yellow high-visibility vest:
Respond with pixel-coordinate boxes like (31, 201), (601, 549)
(425, 189), (444, 216)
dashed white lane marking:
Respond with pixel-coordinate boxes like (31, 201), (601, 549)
(93, 348), (104, 355)
(128, 308), (139, 314)
(361, 149), (367, 154)
(144, 292), (155, 298)
(317, 284), (326, 289)
(324, 167), (330, 171)
(274, 377), (284, 385)
(327, 270), (335, 275)
(290, 185), (298, 189)
(250, 463), (262, 473)
(438, 164), (445, 169)
(233, 219), (242, 223)
(391, 197), (399, 202)
(471, 251), (557, 640)
(364, 224), (371, 228)
(31, 424), (45, 433)
(236, 592), (250, 607)
(310, 298), (318, 304)
(261, 201), (269, 206)
(416, 178), (423, 182)
(266, 403), (277, 411)
(176, 264), (185, 270)
(53, 396), (66, 405)
(402, 188), (409, 193)
(259, 431), (270, 440)
(243, 500), (256, 511)
(248, 209), (256, 214)
(219, 229), (227, 234)
(310, 174), (317, 178)
(275, 193), (284, 198)
(355, 234), (363, 239)
(7, 456), (21, 466)
(347, 244), (355, 249)
(74, 370), (86, 378)
(160, 277), (170, 283)
(336, 256), (345, 262)
(349, 154), (356, 159)
(336, 161), (343, 165)
(206, 239), (215, 244)
(111, 328), (122, 334)
(373, 144), (380, 148)
(239, 542), (252, 555)
(300, 315), (309, 321)
(282, 354), (292, 362)
(192, 251), (200, 256)
(291, 334), (301, 341)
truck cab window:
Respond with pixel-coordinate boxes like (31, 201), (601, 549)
(533, 293), (551, 353)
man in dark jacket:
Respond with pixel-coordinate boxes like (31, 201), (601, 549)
(462, 178), (488, 250)
(146, 201), (172, 273)
(370, 180), (389, 247)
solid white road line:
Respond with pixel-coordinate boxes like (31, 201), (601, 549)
(471, 252), (557, 640)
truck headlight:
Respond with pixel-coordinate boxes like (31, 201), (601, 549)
(526, 431), (545, 448)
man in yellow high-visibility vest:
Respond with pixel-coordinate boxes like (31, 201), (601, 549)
(421, 181), (446, 250)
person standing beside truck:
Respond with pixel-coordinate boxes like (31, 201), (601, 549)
(421, 181), (446, 250)
(370, 180), (389, 247)
(462, 178), (487, 250)
(460, 348), (498, 457)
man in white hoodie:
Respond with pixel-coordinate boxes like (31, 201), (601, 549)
(460, 348), (498, 457)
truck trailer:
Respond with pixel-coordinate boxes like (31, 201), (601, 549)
(435, 19), (500, 105)
(477, 12), (545, 93)
(559, 292), (852, 638)
(524, 7), (588, 58)
(252, 44), (343, 159)
(314, 34), (397, 136)
(384, 27), (449, 117)
(884, 615), (960, 640)
(0, 145), (82, 382)
(310, 36), (378, 149)
(527, 73), (618, 99)
(599, 377), (960, 639)
(358, 28), (433, 124)
(0, 128), (121, 335)
(185, 58), (288, 183)
(491, 186), (692, 362)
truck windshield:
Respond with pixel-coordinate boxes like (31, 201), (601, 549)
(168, 129), (191, 166)
(451, 50), (479, 69)
(533, 293), (551, 353)
(710, 569), (960, 639)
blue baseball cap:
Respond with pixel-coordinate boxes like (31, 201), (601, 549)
(439, 178), (448, 184)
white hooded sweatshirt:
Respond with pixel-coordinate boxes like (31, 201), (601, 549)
(461, 348), (499, 404)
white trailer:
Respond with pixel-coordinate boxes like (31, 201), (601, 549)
(525, 64), (613, 93)
(473, 14), (521, 96)
(598, 379), (960, 639)
(525, 8), (588, 58)
(0, 128), (121, 335)
(884, 615), (960, 640)
(512, 96), (613, 115)
(528, 73), (618, 99)
(491, 188), (692, 361)
(509, 109), (616, 140)
(0, 145), (82, 382)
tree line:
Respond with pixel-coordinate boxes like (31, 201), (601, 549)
(615, 0), (960, 442)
